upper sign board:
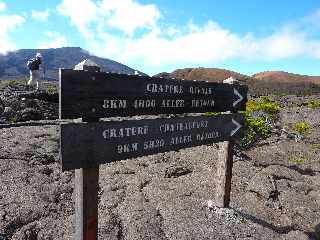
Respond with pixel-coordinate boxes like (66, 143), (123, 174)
(59, 69), (248, 119)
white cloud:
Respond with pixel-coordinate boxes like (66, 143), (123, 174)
(0, 14), (25, 54)
(112, 21), (244, 65)
(32, 8), (50, 21)
(99, 0), (161, 36)
(57, 0), (161, 37)
(259, 32), (307, 60)
(0, 1), (6, 12)
(37, 31), (69, 49)
(56, 0), (320, 73)
(57, 0), (98, 38)
(89, 20), (319, 67)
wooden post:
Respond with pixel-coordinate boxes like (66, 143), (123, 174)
(74, 60), (100, 240)
(75, 167), (99, 240)
(215, 77), (238, 208)
(215, 140), (234, 208)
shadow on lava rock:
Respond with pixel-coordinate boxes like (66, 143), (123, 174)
(232, 208), (295, 234)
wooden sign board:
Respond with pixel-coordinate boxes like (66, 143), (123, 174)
(59, 69), (248, 119)
(60, 113), (244, 171)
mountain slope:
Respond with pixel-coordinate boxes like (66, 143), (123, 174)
(0, 47), (145, 80)
(155, 67), (320, 95)
(252, 71), (320, 84)
(154, 67), (250, 82)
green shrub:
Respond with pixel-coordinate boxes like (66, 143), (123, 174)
(237, 97), (281, 148)
(205, 97), (281, 149)
(293, 122), (310, 135)
(260, 103), (280, 119)
(8, 116), (18, 123)
(309, 143), (319, 151)
(245, 99), (257, 112)
(46, 85), (57, 94)
(8, 80), (19, 87)
(308, 100), (320, 109)
(246, 98), (281, 119)
(260, 95), (270, 102)
(289, 156), (306, 165)
(244, 115), (271, 139)
(203, 112), (221, 116)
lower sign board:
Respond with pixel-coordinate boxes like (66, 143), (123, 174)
(60, 113), (244, 171)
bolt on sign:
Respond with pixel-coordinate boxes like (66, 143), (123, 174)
(59, 68), (248, 240)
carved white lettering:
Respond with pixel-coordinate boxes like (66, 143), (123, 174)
(117, 143), (139, 154)
(189, 86), (212, 95)
(161, 99), (184, 108)
(110, 129), (117, 138)
(159, 120), (208, 133)
(133, 99), (156, 109)
(143, 139), (165, 150)
(170, 135), (192, 145)
(191, 99), (215, 108)
(196, 131), (220, 141)
(102, 126), (149, 139)
(103, 99), (127, 109)
(146, 83), (183, 94)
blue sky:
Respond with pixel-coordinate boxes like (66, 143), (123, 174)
(1, 0), (320, 76)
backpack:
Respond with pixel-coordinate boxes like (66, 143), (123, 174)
(27, 58), (38, 70)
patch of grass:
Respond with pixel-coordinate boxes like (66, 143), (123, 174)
(46, 85), (57, 94)
(293, 122), (310, 135)
(259, 95), (270, 102)
(258, 102), (281, 119)
(308, 100), (320, 109)
(8, 116), (18, 123)
(246, 97), (281, 119)
(289, 156), (307, 165)
(206, 96), (282, 149)
(245, 99), (257, 112)
(8, 79), (19, 87)
(203, 112), (221, 116)
(244, 115), (271, 139)
(236, 97), (282, 149)
(273, 93), (287, 97)
(309, 143), (319, 151)
(0, 79), (26, 90)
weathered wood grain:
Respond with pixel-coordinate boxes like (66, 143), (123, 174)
(74, 109), (100, 239)
(215, 141), (234, 207)
(60, 113), (244, 170)
(59, 69), (248, 119)
(75, 167), (99, 240)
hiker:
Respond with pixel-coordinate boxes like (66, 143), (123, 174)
(26, 53), (42, 91)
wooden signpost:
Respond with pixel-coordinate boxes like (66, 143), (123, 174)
(59, 67), (248, 240)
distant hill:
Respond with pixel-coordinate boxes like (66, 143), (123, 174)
(252, 71), (320, 84)
(0, 47), (146, 80)
(154, 67), (250, 82)
(155, 68), (320, 95)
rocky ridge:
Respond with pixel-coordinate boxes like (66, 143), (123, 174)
(155, 68), (250, 82)
(253, 71), (320, 84)
(0, 47), (146, 81)
(155, 68), (320, 96)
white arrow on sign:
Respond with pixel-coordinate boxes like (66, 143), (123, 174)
(233, 88), (244, 107)
(231, 118), (242, 136)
